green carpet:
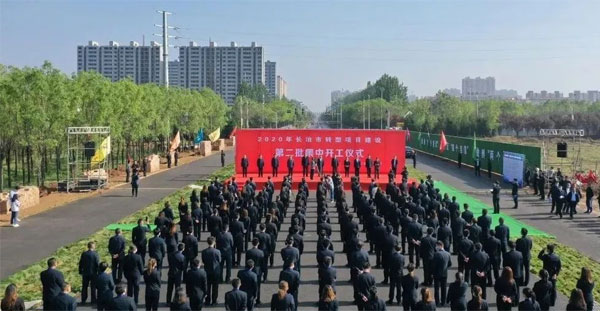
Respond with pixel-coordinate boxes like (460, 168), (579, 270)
(435, 181), (553, 238)
(105, 224), (157, 231)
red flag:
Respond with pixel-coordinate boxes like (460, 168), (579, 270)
(406, 128), (411, 141)
(439, 131), (448, 153)
(229, 126), (238, 139)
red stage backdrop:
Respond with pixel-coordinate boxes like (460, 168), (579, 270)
(235, 129), (406, 175)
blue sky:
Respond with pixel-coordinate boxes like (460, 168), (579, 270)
(1, 0), (599, 112)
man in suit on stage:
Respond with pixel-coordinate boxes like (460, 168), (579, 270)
(271, 154), (279, 177)
(331, 156), (339, 175)
(391, 155), (399, 175)
(301, 155), (309, 177)
(257, 154), (265, 177)
(354, 157), (361, 177)
(365, 155), (373, 178)
(241, 155), (249, 177)
(287, 156), (295, 177)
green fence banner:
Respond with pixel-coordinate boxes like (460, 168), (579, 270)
(408, 132), (542, 175)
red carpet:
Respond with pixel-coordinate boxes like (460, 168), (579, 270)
(227, 173), (416, 191)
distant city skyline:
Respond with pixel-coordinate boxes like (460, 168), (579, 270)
(2, 0), (599, 111)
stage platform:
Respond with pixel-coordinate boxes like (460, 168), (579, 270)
(228, 173), (417, 191)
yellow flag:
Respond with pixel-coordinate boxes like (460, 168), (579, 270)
(169, 131), (181, 152)
(208, 128), (220, 142)
(91, 136), (111, 167)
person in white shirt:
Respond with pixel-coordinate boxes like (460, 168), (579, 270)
(10, 193), (21, 227)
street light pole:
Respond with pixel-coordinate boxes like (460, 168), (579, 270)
(368, 95), (371, 129)
(245, 99), (249, 128)
(262, 94), (265, 128)
(240, 99), (243, 128)
(340, 105), (343, 129)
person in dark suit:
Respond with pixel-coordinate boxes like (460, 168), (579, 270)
(365, 155), (372, 178)
(374, 157), (381, 179)
(148, 228), (167, 274)
(237, 260), (258, 310)
(503, 241), (524, 291)
(387, 245), (404, 304)
(344, 157), (351, 177)
(518, 287), (540, 311)
(40, 257), (65, 311)
(474, 157), (481, 176)
(355, 262), (376, 311)
(537, 244), (561, 307)
(167, 244), (185, 304)
(458, 230), (474, 283)
(241, 155), (249, 177)
(353, 158), (361, 177)
(494, 267), (519, 311)
(95, 262), (115, 311)
(109, 283), (136, 311)
(224, 278), (247, 311)
(283, 156), (293, 177)
(318, 285), (339, 311)
(484, 230), (502, 285)
(131, 171), (140, 197)
(300, 155), (308, 177)
(1, 284), (25, 311)
(271, 155), (279, 177)
(467, 285), (489, 311)
(217, 225), (235, 283)
(202, 237), (222, 305)
(143, 258), (161, 311)
(171, 289), (192, 311)
(78, 241), (99, 305)
(432, 241), (452, 306)
(447, 272), (469, 311)
(108, 228), (126, 283)
(511, 178), (519, 209)
(317, 156), (324, 176)
(182, 230), (198, 271)
(279, 260), (300, 311)
(576, 267), (594, 311)
(533, 269), (553, 311)
(220, 150), (225, 167)
(414, 287), (436, 311)
(495, 218), (510, 255)
(391, 156), (398, 175)
(123, 246), (144, 304)
(515, 228), (533, 286)
(271, 281), (295, 311)
(256, 154), (265, 177)
(132, 218), (151, 262)
(246, 238), (265, 303)
(318, 256), (337, 299)
(331, 157), (339, 175)
(477, 209), (492, 240)
(280, 239), (300, 273)
(401, 263), (419, 311)
(406, 216), (423, 267)
(53, 282), (77, 311)
(231, 214), (246, 267)
(184, 258), (207, 311)
(470, 243), (491, 299)
(491, 181), (501, 213)
(420, 227), (438, 286)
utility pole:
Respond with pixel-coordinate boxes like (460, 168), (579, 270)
(367, 95), (371, 129)
(380, 88), (384, 129)
(245, 99), (249, 128)
(240, 100), (243, 128)
(387, 109), (390, 128)
(155, 10), (180, 88)
(362, 103), (365, 129)
(340, 105), (343, 129)
(262, 94), (265, 128)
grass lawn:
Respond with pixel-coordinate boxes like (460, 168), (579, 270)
(487, 136), (600, 177)
(0, 164), (234, 301)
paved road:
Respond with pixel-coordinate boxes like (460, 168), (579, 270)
(0, 150), (233, 279)
(413, 152), (600, 260)
(71, 190), (567, 311)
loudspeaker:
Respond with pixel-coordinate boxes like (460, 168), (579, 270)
(557, 142), (567, 158)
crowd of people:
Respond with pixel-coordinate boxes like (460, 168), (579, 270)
(2, 157), (597, 311)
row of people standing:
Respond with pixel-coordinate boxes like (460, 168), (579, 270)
(240, 154), (401, 179)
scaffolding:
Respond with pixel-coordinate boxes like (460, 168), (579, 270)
(539, 128), (584, 174)
(64, 126), (110, 192)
